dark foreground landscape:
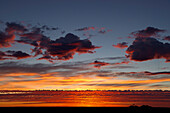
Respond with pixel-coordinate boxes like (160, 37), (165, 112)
(0, 107), (170, 113)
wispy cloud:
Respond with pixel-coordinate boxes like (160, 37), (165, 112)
(75, 27), (95, 31)
(89, 60), (110, 69)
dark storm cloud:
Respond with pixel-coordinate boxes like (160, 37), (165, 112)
(126, 37), (170, 62)
(112, 42), (128, 49)
(130, 27), (166, 38)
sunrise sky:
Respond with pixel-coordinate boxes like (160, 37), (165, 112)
(0, 0), (170, 90)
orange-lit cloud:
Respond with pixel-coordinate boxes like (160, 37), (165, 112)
(130, 26), (165, 38)
(0, 22), (28, 48)
(17, 32), (101, 62)
(126, 37), (170, 62)
(112, 42), (128, 49)
(0, 22), (102, 62)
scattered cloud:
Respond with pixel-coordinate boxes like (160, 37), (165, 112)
(89, 60), (110, 68)
(0, 21), (102, 62)
(17, 31), (101, 62)
(98, 28), (112, 34)
(130, 27), (166, 38)
(0, 50), (31, 60)
(5, 22), (28, 34)
(112, 42), (128, 49)
(83, 33), (95, 39)
(75, 27), (95, 31)
(75, 27), (112, 38)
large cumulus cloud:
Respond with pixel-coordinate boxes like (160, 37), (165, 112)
(17, 32), (101, 62)
(126, 37), (170, 62)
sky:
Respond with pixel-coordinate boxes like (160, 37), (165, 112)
(0, 0), (170, 90)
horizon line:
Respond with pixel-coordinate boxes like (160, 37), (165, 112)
(0, 89), (170, 91)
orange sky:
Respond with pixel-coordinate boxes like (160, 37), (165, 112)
(0, 71), (169, 90)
